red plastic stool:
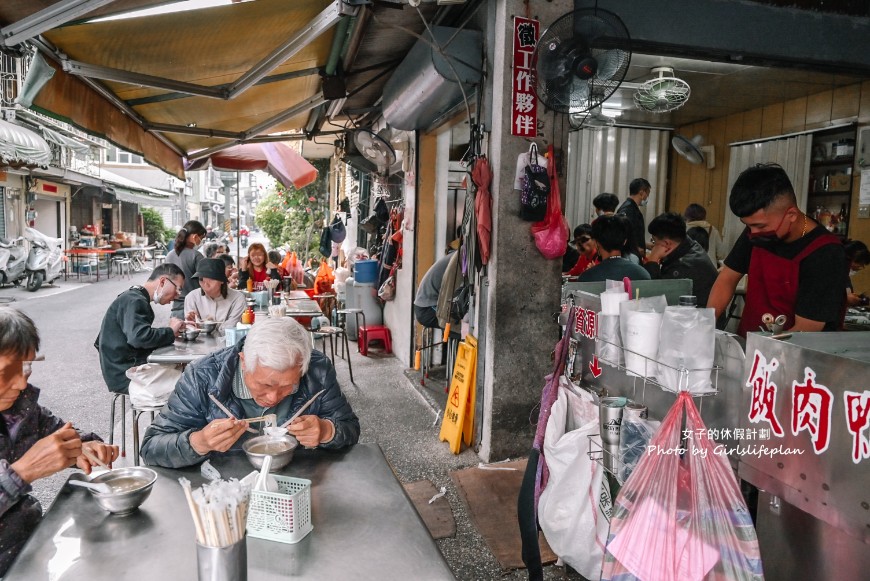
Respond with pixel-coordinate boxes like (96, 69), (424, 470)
(359, 325), (392, 356)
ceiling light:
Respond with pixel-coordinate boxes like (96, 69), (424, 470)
(600, 107), (622, 118)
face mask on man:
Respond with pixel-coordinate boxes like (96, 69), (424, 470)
(153, 279), (165, 303)
(640, 198), (649, 207)
(747, 211), (790, 248)
(850, 270), (859, 277)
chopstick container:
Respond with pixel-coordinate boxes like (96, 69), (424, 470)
(247, 476), (312, 544)
(196, 536), (247, 581)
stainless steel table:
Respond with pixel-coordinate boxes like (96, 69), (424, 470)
(147, 334), (226, 364)
(6, 444), (455, 580)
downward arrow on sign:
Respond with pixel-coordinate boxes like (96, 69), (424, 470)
(589, 355), (602, 378)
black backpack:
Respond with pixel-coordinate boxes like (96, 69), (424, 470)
(687, 225), (711, 252)
(520, 145), (549, 221)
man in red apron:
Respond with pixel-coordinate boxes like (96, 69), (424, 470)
(708, 164), (846, 336)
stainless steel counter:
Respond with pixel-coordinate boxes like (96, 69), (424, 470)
(147, 334), (226, 364)
(6, 444), (455, 581)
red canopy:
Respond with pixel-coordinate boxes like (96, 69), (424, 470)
(185, 142), (318, 189)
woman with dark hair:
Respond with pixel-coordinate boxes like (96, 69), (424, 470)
(217, 253), (239, 289)
(844, 239), (870, 307)
(165, 220), (207, 319)
(238, 243), (281, 292)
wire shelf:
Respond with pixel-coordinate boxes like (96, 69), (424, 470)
(594, 337), (722, 397)
(587, 434), (624, 485)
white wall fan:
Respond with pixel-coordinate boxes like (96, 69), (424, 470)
(633, 67), (691, 114)
(672, 134), (715, 169)
(354, 128), (396, 175)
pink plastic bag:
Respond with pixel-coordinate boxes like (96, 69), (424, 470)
(601, 392), (764, 581)
(530, 145), (568, 260)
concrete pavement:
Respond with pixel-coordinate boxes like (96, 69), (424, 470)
(0, 273), (578, 580)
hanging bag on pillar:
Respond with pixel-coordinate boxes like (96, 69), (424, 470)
(530, 145), (568, 260)
(520, 143), (549, 222)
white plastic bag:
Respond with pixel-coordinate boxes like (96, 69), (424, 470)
(657, 307), (716, 394)
(538, 378), (612, 579)
(619, 296), (667, 378)
(125, 364), (182, 408)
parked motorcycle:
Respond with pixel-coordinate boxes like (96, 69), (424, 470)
(0, 236), (28, 286)
(24, 227), (64, 291)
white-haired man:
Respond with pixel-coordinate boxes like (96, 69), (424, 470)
(140, 318), (359, 468)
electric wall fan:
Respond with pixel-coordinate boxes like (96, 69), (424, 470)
(672, 134), (715, 169)
(633, 67), (691, 113)
(533, 8), (631, 114)
(355, 128), (395, 173)
(343, 128), (396, 175)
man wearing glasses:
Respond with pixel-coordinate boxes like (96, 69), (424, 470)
(97, 263), (186, 395)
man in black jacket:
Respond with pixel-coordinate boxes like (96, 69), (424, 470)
(616, 178), (651, 259)
(97, 263), (185, 394)
(644, 212), (719, 307)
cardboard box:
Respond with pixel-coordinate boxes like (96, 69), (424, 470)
(828, 174), (852, 192)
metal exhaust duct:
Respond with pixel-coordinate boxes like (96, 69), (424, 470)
(381, 26), (482, 131)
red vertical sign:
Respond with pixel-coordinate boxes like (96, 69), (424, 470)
(511, 17), (538, 137)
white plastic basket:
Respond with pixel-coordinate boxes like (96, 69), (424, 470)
(247, 476), (312, 544)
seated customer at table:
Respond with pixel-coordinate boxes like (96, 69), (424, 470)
(578, 214), (651, 283)
(184, 258), (246, 330)
(643, 212), (719, 307)
(238, 243), (281, 292)
(97, 264), (186, 394)
(217, 253), (239, 289)
(0, 309), (118, 576)
(140, 317), (360, 468)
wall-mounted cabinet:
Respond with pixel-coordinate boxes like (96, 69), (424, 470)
(807, 126), (855, 238)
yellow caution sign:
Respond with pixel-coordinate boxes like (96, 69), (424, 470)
(439, 335), (477, 454)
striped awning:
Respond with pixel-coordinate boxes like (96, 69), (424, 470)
(0, 118), (52, 167)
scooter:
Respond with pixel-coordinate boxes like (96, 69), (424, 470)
(0, 236), (28, 286)
(240, 235), (248, 249)
(24, 227), (64, 292)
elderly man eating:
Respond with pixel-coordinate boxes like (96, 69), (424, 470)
(140, 317), (359, 468)
(0, 308), (118, 576)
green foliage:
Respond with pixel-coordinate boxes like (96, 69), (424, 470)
(140, 207), (170, 243)
(253, 157), (331, 252)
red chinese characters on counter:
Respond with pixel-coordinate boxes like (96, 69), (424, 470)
(573, 306), (597, 340)
(844, 391), (870, 464)
(791, 368), (833, 454)
(746, 350), (784, 437)
(745, 350), (870, 464)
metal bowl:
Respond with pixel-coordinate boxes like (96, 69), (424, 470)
(198, 321), (218, 334)
(242, 434), (298, 472)
(87, 467), (158, 515)
(181, 328), (201, 341)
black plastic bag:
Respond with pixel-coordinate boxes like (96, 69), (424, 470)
(319, 226), (332, 257)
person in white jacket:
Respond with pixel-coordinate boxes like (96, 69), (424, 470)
(184, 258), (246, 331)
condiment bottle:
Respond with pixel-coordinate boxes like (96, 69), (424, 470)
(241, 308), (252, 325)
(246, 277), (253, 292)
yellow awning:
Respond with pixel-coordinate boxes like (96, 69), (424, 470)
(6, 0), (337, 178)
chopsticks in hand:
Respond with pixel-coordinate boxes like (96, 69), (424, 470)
(81, 446), (110, 470)
(208, 393), (258, 435)
(280, 390), (326, 428)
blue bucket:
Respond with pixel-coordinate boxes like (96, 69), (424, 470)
(354, 259), (379, 284)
